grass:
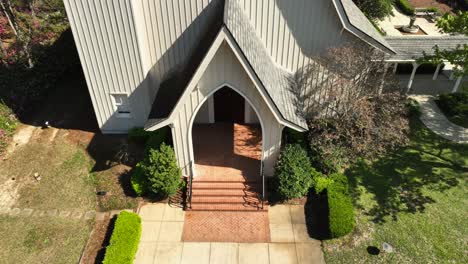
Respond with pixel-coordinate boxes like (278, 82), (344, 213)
(0, 216), (92, 264)
(0, 133), (96, 210)
(0, 129), (96, 263)
(323, 118), (468, 263)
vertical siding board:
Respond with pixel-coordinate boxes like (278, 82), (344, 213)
(75, 0), (111, 119)
(64, 0), (104, 126)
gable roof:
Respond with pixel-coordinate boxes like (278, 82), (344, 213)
(385, 36), (468, 61)
(145, 0), (394, 131)
(333, 0), (395, 54)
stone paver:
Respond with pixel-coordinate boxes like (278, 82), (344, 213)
(155, 242), (184, 264)
(159, 221), (184, 242)
(270, 223), (295, 243)
(180, 243), (211, 264)
(268, 205), (291, 224)
(134, 242), (157, 264)
(162, 204), (185, 222)
(296, 243), (325, 264)
(139, 203), (165, 221)
(411, 95), (468, 143)
(136, 203), (325, 264)
(269, 243), (298, 264)
(289, 206), (306, 224)
(238, 243), (269, 264)
(141, 221), (162, 242)
(377, 7), (444, 36)
(210, 243), (239, 264)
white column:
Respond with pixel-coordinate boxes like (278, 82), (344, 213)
(208, 95), (215, 123)
(244, 101), (251, 123)
(407, 62), (419, 93)
(452, 76), (462, 93)
(449, 72), (455, 80)
(393, 62), (398, 74)
(378, 63), (389, 95)
(433, 64), (441, 80)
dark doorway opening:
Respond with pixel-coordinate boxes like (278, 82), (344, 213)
(214, 88), (245, 123)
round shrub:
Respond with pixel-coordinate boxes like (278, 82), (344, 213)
(275, 144), (316, 200)
(130, 168), (148, 196)
(134, 143), (181, 198)
(327, 173), (354, 238)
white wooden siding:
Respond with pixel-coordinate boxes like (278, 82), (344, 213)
(63, 0), (149, 133)
(238, 0), (354, 73)
(172, 42), (283, 176)
(65, 0), (357, 133)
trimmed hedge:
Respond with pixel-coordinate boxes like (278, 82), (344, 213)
(103, 211), (142, 264)
(275, 144), (318, 200)
(395, 0), (415, 16)
(327, 173), (354, 238)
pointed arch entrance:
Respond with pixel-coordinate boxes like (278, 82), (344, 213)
(187, 84), (265, 210)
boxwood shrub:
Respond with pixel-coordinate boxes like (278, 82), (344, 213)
(275, 144), (318, 200)
(131, 143), (181, 198)
(103, 211), (142, 264)
(395, 0), (415, 16)
(327, 173), (354, 238)
(128, 126), (172, 152)
(128, 127), (152, 144)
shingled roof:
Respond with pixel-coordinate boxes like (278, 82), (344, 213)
(145, 0), (395, 131)
(385, 36), (468, 61)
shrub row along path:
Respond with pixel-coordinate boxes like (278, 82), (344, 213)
(411, 95), (468, 144)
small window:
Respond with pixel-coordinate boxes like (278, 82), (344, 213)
(112, 94), (131, 117)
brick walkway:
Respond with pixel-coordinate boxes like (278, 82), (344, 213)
(135, 203), (325, 264)
(182, 211), (270, 242)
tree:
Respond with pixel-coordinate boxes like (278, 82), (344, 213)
(353, 0), (393, 20)
(419, 12), (468, 76)
(290, 41), (409, 173)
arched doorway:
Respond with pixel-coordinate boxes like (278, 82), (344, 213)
(188, 85), (264, 210)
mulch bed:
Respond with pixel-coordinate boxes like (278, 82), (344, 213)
(79, 215), (115, 264)
(408, 0), (456, 13)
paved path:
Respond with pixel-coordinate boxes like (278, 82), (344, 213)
(411, 95), (468, 144)
(135, 203), (325, 264)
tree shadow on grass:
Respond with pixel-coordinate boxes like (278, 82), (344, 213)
(346, 118), (467, 223)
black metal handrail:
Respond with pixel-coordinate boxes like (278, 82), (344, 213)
(187, 161), (194, 209)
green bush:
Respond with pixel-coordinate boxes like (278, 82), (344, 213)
(395, 0), (415, 16)
(103, 211), (142, 264)
(435, 92), (468, 127)
(132, 143), (181, 198)
(0, 102), (18, 153)
(275, 144), (316, 200)
(130, 168), (148, 196)
(128, 127), (152, 144)
(282, 127), (308, 149)
(144, 126), (171, 153)
(327, 173), (354, 238)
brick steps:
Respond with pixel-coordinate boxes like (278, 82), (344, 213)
(188, 180), (266, 212)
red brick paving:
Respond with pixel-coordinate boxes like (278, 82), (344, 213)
(183, 123), (270, 242)
(182, 211), (271, 242)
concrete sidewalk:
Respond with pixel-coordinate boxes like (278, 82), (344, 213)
(411, 95), (468, 144)
(134, 203), (325, 264)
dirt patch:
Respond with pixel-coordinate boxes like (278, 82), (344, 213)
(0, 178), (19, 208)
(5, 125), (37, 154)
(80, 216), (114, 264)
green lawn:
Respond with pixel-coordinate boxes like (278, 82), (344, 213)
(323, 119), (468, 263)
(0, 129), (96, 263)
